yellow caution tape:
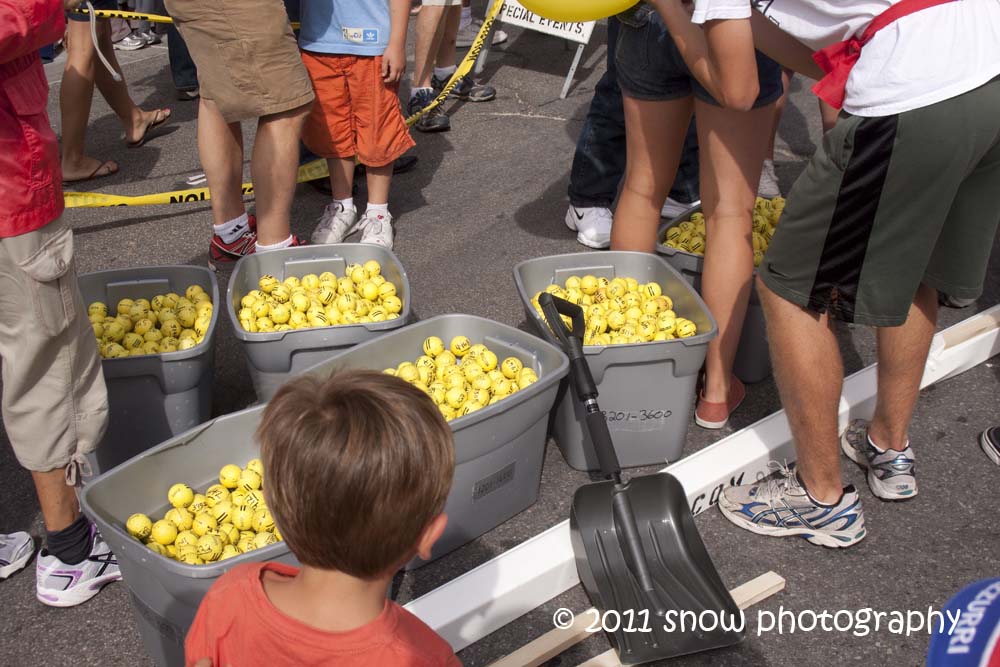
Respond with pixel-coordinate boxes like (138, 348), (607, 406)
(66, 0), (503, 207)
(404, 0), (504, 127)
(65, 160), (330, 208)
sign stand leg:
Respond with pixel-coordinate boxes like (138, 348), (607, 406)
(474, 19), (498, 75)
(560, 43), (586, 99)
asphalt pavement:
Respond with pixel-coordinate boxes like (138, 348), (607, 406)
(1, 11), (998, 667)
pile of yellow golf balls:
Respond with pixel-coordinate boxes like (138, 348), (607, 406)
(89, 284), (212, 359)
(384, 336), (539, 422)
(531, 275), (699, 346)
(125, 459), (282, 566)
(236, 260), (403, 333)
(663, 196), (785, 267)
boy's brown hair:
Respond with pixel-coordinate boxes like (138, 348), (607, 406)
(257, 369), (454, 578)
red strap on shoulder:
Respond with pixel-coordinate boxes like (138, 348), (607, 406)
(812, 0), (956, 109)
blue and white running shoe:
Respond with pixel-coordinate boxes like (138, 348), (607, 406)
(840, 419), (918, 500)
(718, 462), (866, 548)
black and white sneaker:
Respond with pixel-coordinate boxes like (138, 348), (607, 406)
(36, 526), (121, 607)
(432, 74), (496, 102)
(841, 419), (918, 500)
(980, 427), (1000, 465)
(408, 89), (450, 133)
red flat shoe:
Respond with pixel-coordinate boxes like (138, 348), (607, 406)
(695, 376), (746, 429)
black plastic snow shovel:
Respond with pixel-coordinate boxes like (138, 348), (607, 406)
(538, 293), (744, 665)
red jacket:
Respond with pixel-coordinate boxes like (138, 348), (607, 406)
(0, 0), (65, 238)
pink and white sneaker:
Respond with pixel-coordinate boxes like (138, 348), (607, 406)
(36, 527), (121, 607)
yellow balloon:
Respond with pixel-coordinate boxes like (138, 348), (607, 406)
(518, 0), (637, 23)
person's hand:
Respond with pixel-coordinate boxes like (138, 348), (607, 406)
(382, 41), (406, 84)
(63, 0), (85, 11)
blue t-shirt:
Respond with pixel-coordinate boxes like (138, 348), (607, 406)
(299, 0), (389, 56)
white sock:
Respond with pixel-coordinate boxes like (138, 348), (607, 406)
(335, 197), (355, 212)
(460, 5), (472, 29)
(366, 202), (389, 216)
(434, 65), (457, 81)
(410, 86), (433, 101)
(255, 235), (294, 252)
(212, 213), (249, 244)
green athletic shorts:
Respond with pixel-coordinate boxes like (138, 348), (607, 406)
(760, 75), (1000, 327)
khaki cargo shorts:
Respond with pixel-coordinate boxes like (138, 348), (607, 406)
(0, 217), (108, 477)
(164, 0), (315, 123)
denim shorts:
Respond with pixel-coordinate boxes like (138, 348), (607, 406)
(615, 6), (782, 108)
(68, 0), (120, 21)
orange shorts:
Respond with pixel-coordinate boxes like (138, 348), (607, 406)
(301, 52), (415, 167)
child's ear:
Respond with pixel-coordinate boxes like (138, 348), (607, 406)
(415, 514), (448, 561)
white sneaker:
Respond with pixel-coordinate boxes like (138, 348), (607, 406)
(359, 210), (394, 249)
(758, 159), (781, 198)
(660, 196), (692, 219)
(0, 532), (34, 580)
(36, 528), (121, 607)
(565, 206), (612, 249)
(311, 202), (359, 244)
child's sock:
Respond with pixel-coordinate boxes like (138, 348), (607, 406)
(366, 202), (389, 217)
(335, 197), (356, 212)
(434, 65), (457, 81)
(255, 235), (294, 252)
(410, 86), (434, 101)
(46, 515), (92, 565)
(460, 5), (472, 29)
(212, 212), (250, 243)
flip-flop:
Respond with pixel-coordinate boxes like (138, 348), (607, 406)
(127, 108), (171, 147)
(62, 160), (119, 184)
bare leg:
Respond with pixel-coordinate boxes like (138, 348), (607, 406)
(198, 99), (245, 227)
(758, 278), (844, 503)
(365, 164), (393, 205)
(819, 99), (839, 134)
(413, 5), (449, 89)
(91, 21), (166, 143)
(434, 5), (462, 70)
(767, 69), (793, 161)
(327, 158), (355, 201)
(696, 100), (774, 403)
(31, 471), (80, 533)
(251, 105), (311, 245)
(611, 95), (693, 251)
(60, 20), (116, 180)
(867, 284), (938, 451)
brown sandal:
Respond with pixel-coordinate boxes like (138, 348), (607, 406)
(127, 108), (171, 147)
(62, 159), (119, 184)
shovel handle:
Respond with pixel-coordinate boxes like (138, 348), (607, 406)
(538, 293), (597, 399)
(539, 293), (622, 479)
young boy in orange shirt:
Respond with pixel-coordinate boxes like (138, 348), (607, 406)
(299, 0), (414, 250)
(185, 370), (460, 666)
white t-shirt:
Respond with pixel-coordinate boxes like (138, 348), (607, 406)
(690, 0), (1000, 115)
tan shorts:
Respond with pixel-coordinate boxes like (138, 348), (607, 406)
(164, 0), (315, 123)
(0, 217), (108, 474)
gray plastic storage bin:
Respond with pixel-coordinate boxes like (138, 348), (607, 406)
(78, 266), (219, 476)
(302, 314), (569, 565)
(80, 409), (295, 667)
(227, 244), (411, 401)
(656, 203), (772, 384)
(513, 252), (717, 471)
